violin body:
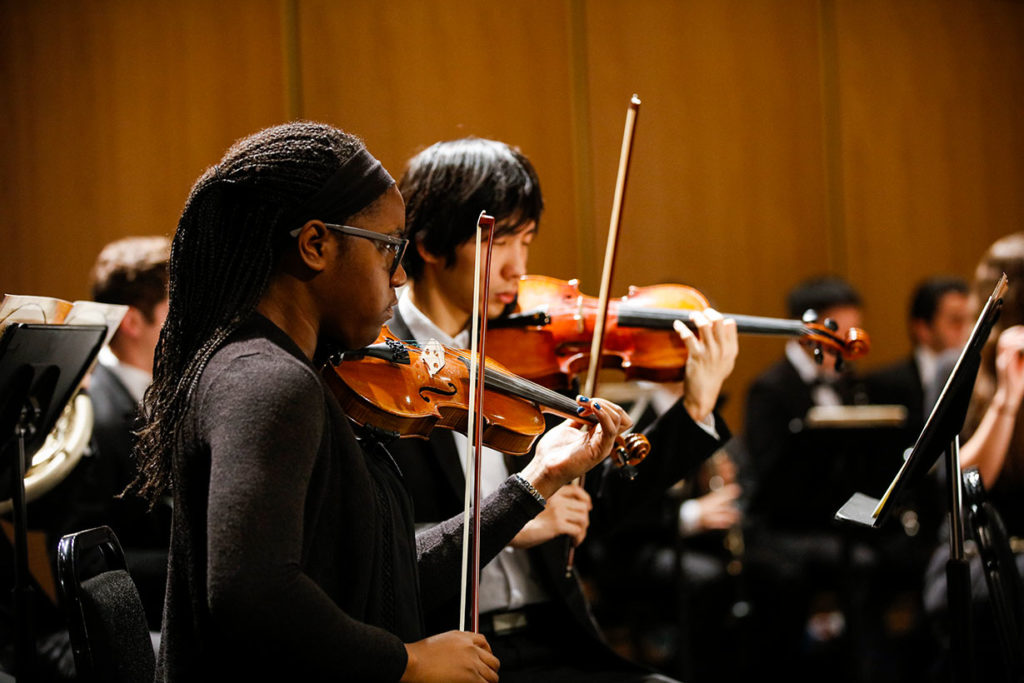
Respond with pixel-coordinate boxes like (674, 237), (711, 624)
(487, 274), (870, 389)
(324, 325), (650, 466)
(325, 327), (546, 455)
(488, 275), (704, 388)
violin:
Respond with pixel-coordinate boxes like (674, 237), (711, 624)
(487, 274), (871, 389)
(323, 326), (651, 468)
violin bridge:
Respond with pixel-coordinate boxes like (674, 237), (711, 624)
(420, 339), (446, 376)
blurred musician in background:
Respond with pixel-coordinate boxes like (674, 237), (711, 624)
(736, 275), (869, 682)
(83, 235), (172, 630)
(923, 233), (1024, 683)
(865, 275), (971, 440)
(0, 236), (171, 680)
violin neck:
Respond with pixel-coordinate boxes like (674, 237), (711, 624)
(617, 306), (808, 338)
(481, 364), (588, 421)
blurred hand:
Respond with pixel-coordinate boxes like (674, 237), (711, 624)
(519, 396), (632, 500)
(994, 325), (1024, 415)
(402, 631), (499, 683)
(693, 482), (742, 533)
(673, 308), (738, 422)
(510, 484), (592, 548)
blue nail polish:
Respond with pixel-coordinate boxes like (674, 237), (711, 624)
(594, 402), (602, 411)
(576, 406), (586, 415)
(579, 396), (590, 402)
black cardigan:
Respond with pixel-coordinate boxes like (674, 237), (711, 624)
(156, 315), (543, 682)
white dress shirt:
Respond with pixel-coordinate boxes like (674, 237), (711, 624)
(97, 345), (151, 403)
(398, 292), (549, 614)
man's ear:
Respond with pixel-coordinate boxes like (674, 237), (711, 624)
(910, 318), (931, 347)
(416, 238), (442, 266)
(117, 306), (144, 340)
(293, 220), (331, 273)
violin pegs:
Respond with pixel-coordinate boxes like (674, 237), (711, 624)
(813, 345), (824, 365)
(802, 309), (819, 324)
(834, 356), (844, 373)
(823, 317), (839, 332)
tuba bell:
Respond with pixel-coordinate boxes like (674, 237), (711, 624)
(0, 390), (93, 515)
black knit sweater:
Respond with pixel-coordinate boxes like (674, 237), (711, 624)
(156, 315), (543, 682)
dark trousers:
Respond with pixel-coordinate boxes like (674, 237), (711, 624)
(479, 602), (679, 683)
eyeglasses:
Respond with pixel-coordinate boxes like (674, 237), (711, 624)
(290, 222), (408, 277)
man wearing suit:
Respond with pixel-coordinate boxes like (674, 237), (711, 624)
(13, 236), (171, 678)
(386, 137), (737, 682)
(863, 276), (971, 447)
(737, 275), (871, 682)
(82, 235), (171, 629)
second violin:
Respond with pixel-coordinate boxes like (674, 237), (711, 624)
(487, 274), (871, 389)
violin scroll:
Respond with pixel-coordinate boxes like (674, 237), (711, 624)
(614, 432), (650, 478)
(798, 309), (871, 371)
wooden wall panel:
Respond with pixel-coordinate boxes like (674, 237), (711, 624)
(834, 0), (1024, 372)
(582, 0), (831, 427)
(0, 0), (288, 302)
(2, 0), (1024, 432)
(297, 0), (583, 280)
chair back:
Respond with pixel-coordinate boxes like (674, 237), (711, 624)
(57, 525), (156, 683)
(963, 467), (1024, 681)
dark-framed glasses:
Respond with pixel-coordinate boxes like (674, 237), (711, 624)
(290, 222), (408, 277)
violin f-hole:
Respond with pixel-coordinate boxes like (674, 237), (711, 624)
(418, 382), (458, 402)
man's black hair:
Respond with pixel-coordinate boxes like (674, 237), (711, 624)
(399, 137), (543, 280)
(909, 275), (969, 323)
(786, 275), (862, 320)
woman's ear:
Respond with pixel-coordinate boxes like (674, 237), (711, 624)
(293, 220), (331, 273)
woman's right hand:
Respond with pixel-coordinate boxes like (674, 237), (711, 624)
(401, 631), (499, 683)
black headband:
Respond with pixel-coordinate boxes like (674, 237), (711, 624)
(288, 147), (395, 230)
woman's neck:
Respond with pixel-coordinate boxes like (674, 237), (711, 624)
(257, 277), (319, 359)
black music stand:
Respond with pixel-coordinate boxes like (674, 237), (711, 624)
(835, 275), (1008, 683)
(0, 323), (107, 683)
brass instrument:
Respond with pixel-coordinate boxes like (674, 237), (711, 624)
(0, 391), (93, 515)
(0, 293), (125, 514)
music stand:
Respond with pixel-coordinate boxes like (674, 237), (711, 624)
(0, 323), (108, 683)
(835, 274), (1008, 683)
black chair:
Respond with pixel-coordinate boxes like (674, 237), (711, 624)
(56, 525), (156, 683)
(963, 467), (1024, 682)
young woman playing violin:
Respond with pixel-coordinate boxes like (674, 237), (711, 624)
(130, 122), (635, 683)
(390, 136), (739, 683)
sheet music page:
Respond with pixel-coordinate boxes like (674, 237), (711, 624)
(67, 300), (128, 347)
(0, 294), (73, 329)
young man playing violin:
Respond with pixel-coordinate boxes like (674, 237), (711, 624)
(131, 122), (635, 683)
(388, 136), (738, 682)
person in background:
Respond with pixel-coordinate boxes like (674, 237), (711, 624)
(389, 136), (738, 683)
(85, 235), (172, 629)
(736, 275), (872, 683)
(923, 233), (1024, 683)
(865, 275), (971, 438)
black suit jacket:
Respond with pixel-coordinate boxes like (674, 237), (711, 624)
(384, 309), (728, 646)
(861, 355), (947, 543)
(740, 356), (893, 532)
(863, 355), (926, 442)
(84, 363), (171, 627)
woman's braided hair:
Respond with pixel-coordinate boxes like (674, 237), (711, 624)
(130, 121), (364, 504)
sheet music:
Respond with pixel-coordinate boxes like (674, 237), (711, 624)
(0, 294), (127, 347)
